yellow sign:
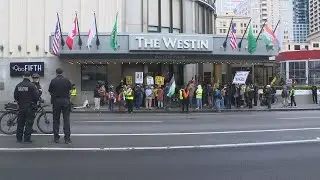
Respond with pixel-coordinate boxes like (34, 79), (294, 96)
(155, 76), (164, 86)
(126, 76), (133, 85)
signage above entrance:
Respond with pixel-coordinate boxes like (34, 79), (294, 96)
(10, 62), (45, 77)
(129, 34), (213, 52)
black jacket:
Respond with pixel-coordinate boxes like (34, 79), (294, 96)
(14, 78), (39, 109)
(33, 82), (43, 97)
(49, 75), (72, 100)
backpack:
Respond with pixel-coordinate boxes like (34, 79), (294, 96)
(215, 90), (222, 99)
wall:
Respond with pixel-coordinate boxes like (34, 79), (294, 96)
(0, 0), (124, 58)
(0, 57), (81, 104)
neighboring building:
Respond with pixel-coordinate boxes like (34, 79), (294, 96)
(292, 0), (309, 43)
(235, 0), (291, 44)
(0, 0), (277, 104)
(277, 50), (320, 85)
(307, 0), (320, 42)
(216, 13), (259, 36)
(282, 41), (320, 51)
(215, 0), (245, 15)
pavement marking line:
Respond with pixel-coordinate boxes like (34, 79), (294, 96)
(0, 139), (319, 152)
(277, 117), (320, 120)
(73, 121), (163, 123)
(2, 127), (320, 137)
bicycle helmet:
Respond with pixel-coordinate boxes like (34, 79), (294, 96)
(32, 73), (40, 78)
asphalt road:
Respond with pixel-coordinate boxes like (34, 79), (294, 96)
(1, 144), (320, 180)
(1, 111), (320, 179)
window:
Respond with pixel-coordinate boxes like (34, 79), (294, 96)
(240, 23), (243, 27)
(81, 65), (108, 91)
(223, 29), (226, 33)
(294, 45), (301, 50)
(288, 45), (291, 50)
(309, 61), (320, 84)
(313, 43), (320, 48)
(220, 29), (223, 33)
(305, 45), (309, 50)
(289, 62), (306, 85)
(244, 23), (247, 27)
(241, 30), (244, 34)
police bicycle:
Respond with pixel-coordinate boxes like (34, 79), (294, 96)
(0, 100), (53, 135)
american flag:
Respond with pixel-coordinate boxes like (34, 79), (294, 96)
(230, 23), (237, 50)
(52, 21), (61, 55)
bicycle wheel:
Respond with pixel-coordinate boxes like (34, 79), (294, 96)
(37, 111), (53, 134)
(0, 111), (18, 135)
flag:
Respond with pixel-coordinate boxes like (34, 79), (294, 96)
(66, 16), (78, 50)
(261, 24), (277, 50)
(87, 14), (97, 49)
(167, 75), (176, 97)
(247, 24), (256, 54)
(110, 13), (118, 51)
(52, 20), (61, 55)
(274, 22), (283, 51)
(230, 23), (237, 50)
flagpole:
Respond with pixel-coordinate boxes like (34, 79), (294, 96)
(222, 18), (233, 49)
(94, 12), (100, 48)
(256, 19), (267, 42)
(237, 18), (251, 51)
(273, 20), (280, 33)
(75, 12), (82, 49)
(56, 12), (65, 48)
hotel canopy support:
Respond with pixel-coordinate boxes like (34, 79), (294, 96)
(50, 33), (278, 63)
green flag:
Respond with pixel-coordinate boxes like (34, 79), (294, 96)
(110, 13), (118, 51)
(247, 24), (257, 54)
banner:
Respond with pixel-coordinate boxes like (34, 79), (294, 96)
(126, 76), (133, 85)
(146, 76), (154, 85)
(135, 72), (143, 84)
(155, 76), (164, 86)
(232, 71), (249, 84)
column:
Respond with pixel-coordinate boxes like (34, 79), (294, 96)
(305, 61), (309, 85)
(252, 64), (255, 84)
(143, 64), (148, 74)
(285, 61), (289, 80)
(214, 64), (222, 84)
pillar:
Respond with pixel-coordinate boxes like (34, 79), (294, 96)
(214, 64), (222, 84)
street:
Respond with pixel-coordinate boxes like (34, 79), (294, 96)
(1, 111), (320, 179)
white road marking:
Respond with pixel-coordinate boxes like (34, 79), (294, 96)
(74, 121), (163, 123)
(277, 117), (319, 120)
(1, 127), (320, 136)
(0, 139), (319, 151)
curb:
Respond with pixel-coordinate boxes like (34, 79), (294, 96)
(1, 108), (319, 114)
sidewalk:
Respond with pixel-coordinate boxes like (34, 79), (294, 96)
(1, 103), (320, 113)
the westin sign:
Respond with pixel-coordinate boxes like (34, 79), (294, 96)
(129, 34), (213, 52)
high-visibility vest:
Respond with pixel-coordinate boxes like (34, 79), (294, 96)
(179, 90), (184, 100)
(125, 90), (134, 100)
(290, 89), (295, 96)
(196, 88), (203, 99)
(71, 89), (77, 96)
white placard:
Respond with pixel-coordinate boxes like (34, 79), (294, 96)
(232, 71), (250, 84)
(135, 72), (144, 84)
(146, 76), (154, 85)
(286, 79), (292, 85)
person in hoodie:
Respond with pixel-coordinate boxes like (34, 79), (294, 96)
(196, 85), (203, 109)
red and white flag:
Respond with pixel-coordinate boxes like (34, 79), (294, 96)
(87, 15), (97, 49)
(66, 16), (78, 50)
(230, 23), (237, 51)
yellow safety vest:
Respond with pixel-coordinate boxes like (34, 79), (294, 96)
(125, 90), (134, 100)
(196, 88), (203, 99)
(71, 89), (77, 96)
(179, 90), (184, 100)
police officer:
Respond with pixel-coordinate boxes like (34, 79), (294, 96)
(48, 68), (72, 144)
(14, 71), (39, 143)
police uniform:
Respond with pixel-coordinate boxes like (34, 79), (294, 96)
(48, 68), (72, 144)
(14, 71), (39, 143)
